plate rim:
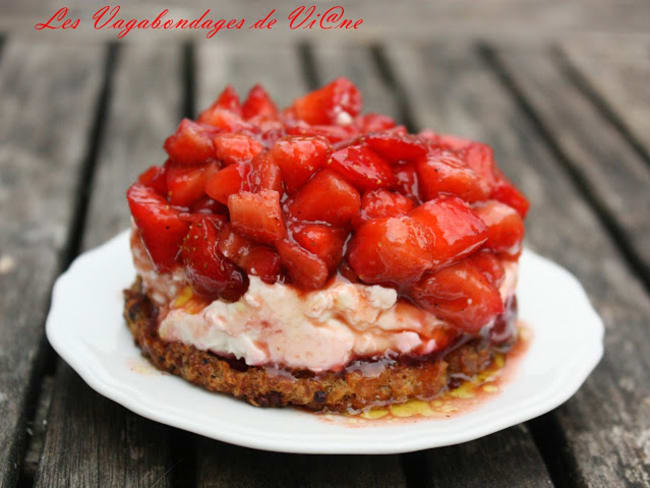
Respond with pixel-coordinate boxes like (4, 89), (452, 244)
(46, 230), (604, 454)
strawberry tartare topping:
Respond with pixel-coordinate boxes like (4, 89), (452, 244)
(127, 78), (528, 337)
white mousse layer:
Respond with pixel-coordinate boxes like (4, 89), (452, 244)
(131, 229), (518, 372)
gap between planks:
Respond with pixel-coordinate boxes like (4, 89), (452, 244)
(6, 42), (118, 488)
(478, 42), (650, 295)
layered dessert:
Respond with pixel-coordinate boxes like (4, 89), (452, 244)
(124, 78), (529, 412)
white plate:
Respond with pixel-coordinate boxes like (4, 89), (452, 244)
(46, 230), (603, 454)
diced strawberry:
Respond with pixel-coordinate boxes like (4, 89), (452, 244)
(348, 216), (433, 286)
(249, 152), (283, 193)
(437, 133), (472, 151)
(270, 136), (331, 194)
(290, 77), (362, 125)
(355, 113), (396, 133)
(418, 131), (474, 151)
(394, 162), (421, 203)
(364, 129), (428, 162)
(218, 224), (281, 284)
(285, 121), (358, 144)
(242, 84), (278, 120)
(240, 246), (282, 284)
(466, 251), (505, 288)
(166, 162), (217, 207)
(473, 200), (525, 256)
(126, 183), (189, 272)
(416, 150), (489, 202)
(138, 164), (167, 195)
(417, 130), (438, 144)
(215, 85), (242, 114)
(178, 212), (226, 227)
(217, 223), (251, 261)
(180, 216), (248, 301)
(213, 133), (263, 165)
(461, 142), (500, 189)
(228, 190), (286, 245)
(288, 169), (360, 226)
(197, 85), (242, 121)
(290, 223), (346, 271)
(339, 259), (359, 283)
(275, 239), (329, 290)
(491, 178), (530, 218)
(410, 196), (488, 265)
(190, 196), (227, 215)
(410, 261), (504, 333)
(163, 119), (216, 165)
(198, 108), (250, 132)
(328, 145), (395, 192)
(355, 189), (414, 227)
(204, 162), (251, 205)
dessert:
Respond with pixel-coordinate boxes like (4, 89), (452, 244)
(124, 78), (528, 412)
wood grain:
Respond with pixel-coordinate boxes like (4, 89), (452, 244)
(196, 439), (407, 488)
(405, 426), (553, 488)
(0, 40), (103, 487)
(385, 40), (650, 486)
(35, 42), (184, 488)
(559, 38), (650, 158)
(492, 44), (650, 286)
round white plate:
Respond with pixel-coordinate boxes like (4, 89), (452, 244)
(46, 230), (603, 454)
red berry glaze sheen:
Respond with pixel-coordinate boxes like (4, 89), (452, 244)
(127, 78), (529, 333)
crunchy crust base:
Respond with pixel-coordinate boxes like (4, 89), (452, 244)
(123, 279), (498, 412)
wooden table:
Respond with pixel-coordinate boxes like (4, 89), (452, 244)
(1, 22), (649, 488)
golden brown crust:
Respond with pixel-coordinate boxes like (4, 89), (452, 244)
(123, 279), (495, 412)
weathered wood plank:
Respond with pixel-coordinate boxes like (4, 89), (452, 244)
(311, 41), (552, 487)
(35, 42), (184, 488)
(493, 44), (650, 286)
(407, 426), (553, 488)
(196, 439), (407, 488)
(0, 40), (104, 487)
(385, 40), (650, 486)
(559, 38), (650, 158)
